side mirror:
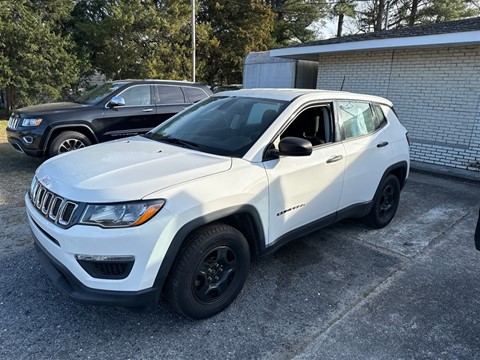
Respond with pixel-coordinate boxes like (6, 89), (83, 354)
(108, 96), (125, 108)
(278, 137), (312, 156)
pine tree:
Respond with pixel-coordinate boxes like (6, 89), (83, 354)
(197, 0), (275, 85)
(0, 0), (83, 110)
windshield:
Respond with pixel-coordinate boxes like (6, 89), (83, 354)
(145, 96), (288, 157)
(75, 82), (127, 105)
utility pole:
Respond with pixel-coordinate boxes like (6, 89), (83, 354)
(192, 0), (196, 82)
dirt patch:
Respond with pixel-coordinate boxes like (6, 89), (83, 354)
(0, 120), (43, 255)
(0, 120), (43, 206)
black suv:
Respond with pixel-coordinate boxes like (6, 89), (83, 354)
(6, 80), (212, 157)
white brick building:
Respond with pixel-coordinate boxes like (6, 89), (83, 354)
(269, 17), (480, 174)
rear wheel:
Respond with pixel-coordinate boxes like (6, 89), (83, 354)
(365, 174), (401, 229)
(48, 131), (91, 157)
(166, 223), (250, 319)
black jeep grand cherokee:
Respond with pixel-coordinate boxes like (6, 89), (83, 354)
(6, 80), (212, 157)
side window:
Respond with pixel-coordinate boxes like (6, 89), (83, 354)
(118, 85), (151, 106)
(156, 85), (185, 104)
(280, 105), (333, 146)
(183, 87), (208, 103)
(372, 103), (388, 130)
(339, 101), (376, 139)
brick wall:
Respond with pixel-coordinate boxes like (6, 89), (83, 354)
(316, 46), (480, 172)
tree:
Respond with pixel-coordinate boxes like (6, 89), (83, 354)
(360, 0), (480, 31)
(72, 0), (193, 80)
(197, 0), (275, 85)
(416, 0), (479, 23)
(0, 0), (83, 111)
(266, 0), (329, 45)
(331, 0), (356, 37)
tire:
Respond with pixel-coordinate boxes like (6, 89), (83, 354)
(48, 131), (92, 157)
(365, 174), (401, 229)
(165, 223), (250, 319)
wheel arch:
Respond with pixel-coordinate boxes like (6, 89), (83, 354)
(153, 205), (266, 293)
(44, 125), (98, 154)
(384, 161), (409, 189)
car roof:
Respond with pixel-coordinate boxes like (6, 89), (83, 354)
(215, 88), (393, 106)
(113, 79), (210, 88)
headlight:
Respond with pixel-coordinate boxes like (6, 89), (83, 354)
(22, 118), (42, 126)
(80, 200), (165, 228)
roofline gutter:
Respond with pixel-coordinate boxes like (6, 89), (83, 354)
(270, 30), (480, 60)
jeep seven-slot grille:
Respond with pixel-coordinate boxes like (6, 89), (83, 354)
(7, 115), (20, 129)
(30, 178), (78, 227)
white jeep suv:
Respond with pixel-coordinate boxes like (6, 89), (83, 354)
(27, 89), (410, 319)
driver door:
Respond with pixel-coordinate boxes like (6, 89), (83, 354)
(98, 84), (157, 141)
(263, 104), (346, 244)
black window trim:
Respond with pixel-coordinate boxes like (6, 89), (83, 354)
(262, 100), (337, 162)
(337, 99), (388, 142)
(154, 84), (188, 106)
(104, 84), (154, 109)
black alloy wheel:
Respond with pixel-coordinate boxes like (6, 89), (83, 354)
(365, 174), (401, 229)
(166, 223), (250, 319)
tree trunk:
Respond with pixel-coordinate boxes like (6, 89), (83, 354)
(409, 0), (419, 26)
(337, 13), (344, 37)
(375, 0), (385, 31)
(5, 85), (16, 112)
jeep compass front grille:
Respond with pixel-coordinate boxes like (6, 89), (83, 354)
(30, 178), (78, 227)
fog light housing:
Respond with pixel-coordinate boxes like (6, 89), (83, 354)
(75, 254), (135, 279)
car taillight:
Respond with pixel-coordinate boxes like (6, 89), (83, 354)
(406, 132), (411, 146)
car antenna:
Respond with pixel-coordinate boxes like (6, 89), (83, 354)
(340, 76), (346, 91)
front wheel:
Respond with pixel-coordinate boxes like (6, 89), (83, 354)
(48, 131), (92, 157)
(365, 174), (401, 229)
(165, 223), (250, 319)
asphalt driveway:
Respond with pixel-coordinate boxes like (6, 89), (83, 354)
(1, 142), (479, 359)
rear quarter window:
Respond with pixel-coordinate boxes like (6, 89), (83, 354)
(183, 87), (209, 103)
(372, 103), (388, 130)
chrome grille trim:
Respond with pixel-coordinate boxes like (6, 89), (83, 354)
(41, 192), (54, 214)
(49, 196), (63, 221)
(59, 201), (78, 226)
(7, 116), (20, 129)
(30, 178), (78, 227)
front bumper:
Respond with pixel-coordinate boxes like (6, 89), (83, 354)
(6, 127), (46, 157)
(26, 193), (182, 307)
(34, 238), (161, 307)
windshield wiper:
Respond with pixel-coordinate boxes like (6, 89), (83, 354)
(155, 136), (199, 150)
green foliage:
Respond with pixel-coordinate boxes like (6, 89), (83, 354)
(197, 0), (275, 85)
(269, 0), (329, 45)
(416, 0), (479, 23)
(0, 0), (84, 110)
(359, 0), (480, 31)
(73, 0), (193, 81)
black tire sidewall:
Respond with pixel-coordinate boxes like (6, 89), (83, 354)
(49, 131), (91, 157)
(368, 175), (401, 228)
(169, 225), (250, 319)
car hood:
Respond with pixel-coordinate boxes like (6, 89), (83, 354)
(15, 102), (88, 115)
(35, 136), (232, 203)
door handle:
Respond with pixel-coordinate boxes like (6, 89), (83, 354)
(142, 108), (154, 112)
(377, 141), (389, 148)
(326, 155), (343, 164)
